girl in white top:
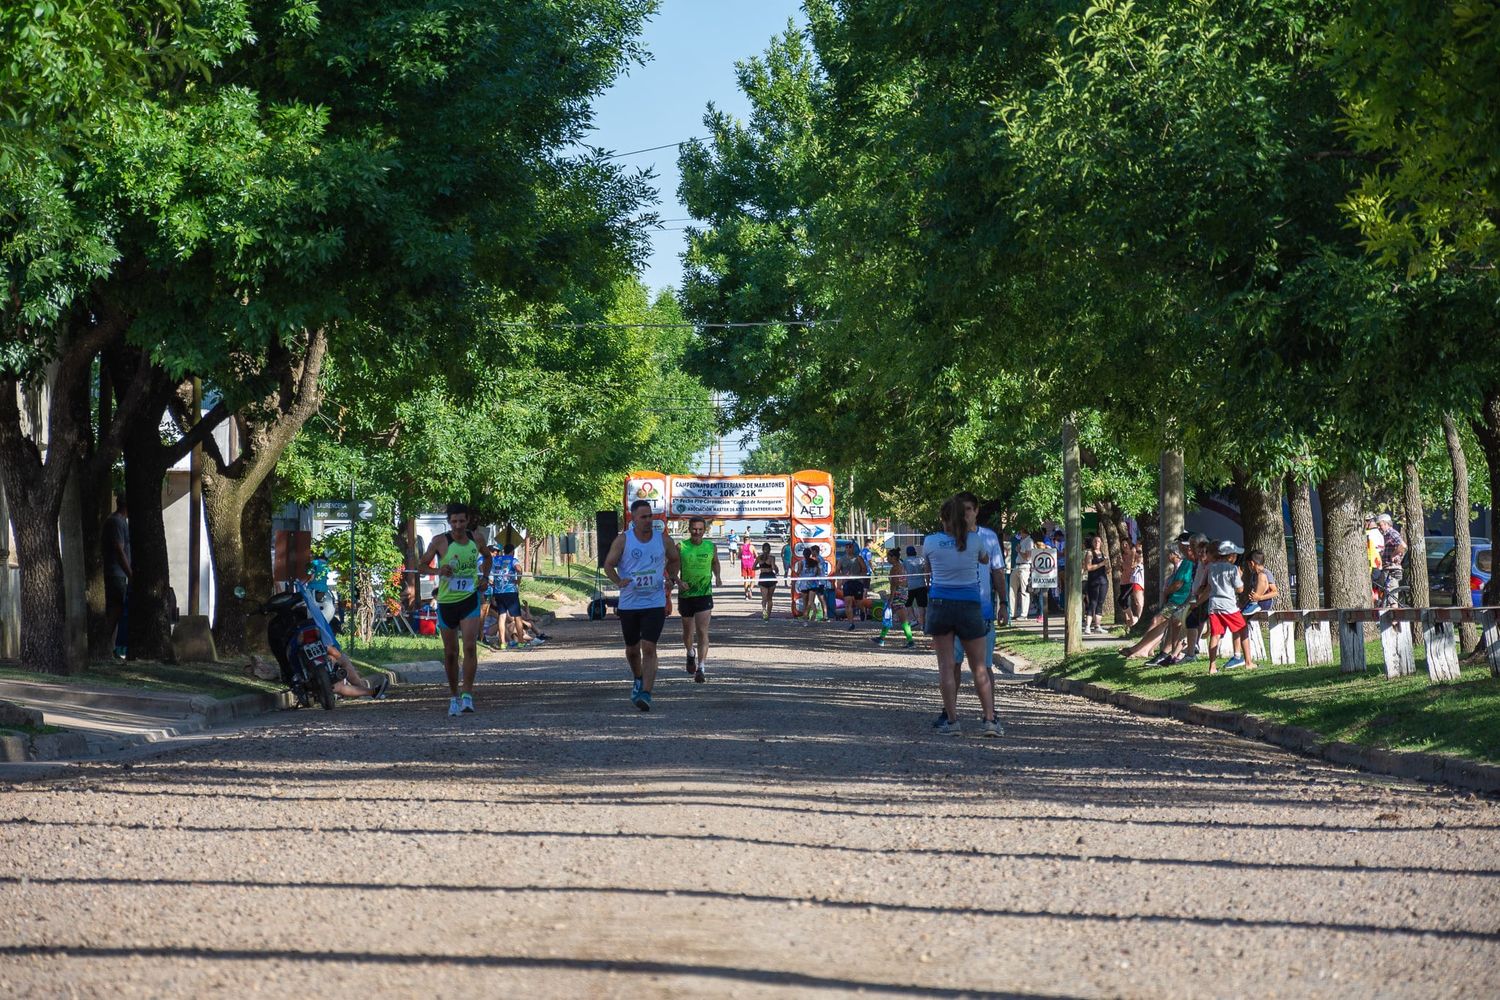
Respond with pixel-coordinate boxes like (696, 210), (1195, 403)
(924, 493), (998, 737)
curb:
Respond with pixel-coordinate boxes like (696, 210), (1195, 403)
(0, 689), (296, 764)
(1039, 674), (1500, 796)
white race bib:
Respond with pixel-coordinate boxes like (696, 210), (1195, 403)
(449, 576), (474, 593)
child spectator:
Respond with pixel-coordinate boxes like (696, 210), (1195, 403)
(1241, 549), (1279, 615)
(1206, 540), (1249, 674)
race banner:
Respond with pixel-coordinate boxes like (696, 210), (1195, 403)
(623, 471), (669, 519)
(667, 475), (791, 519)
(789, 469), (836, 559)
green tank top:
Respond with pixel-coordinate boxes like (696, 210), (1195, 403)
(679, 538), (717, 598)
(437, 534), (483, 603)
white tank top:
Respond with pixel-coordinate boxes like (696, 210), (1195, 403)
(618, 526), (666, 610)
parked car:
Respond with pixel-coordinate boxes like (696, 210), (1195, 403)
(1430, 542), (1493, 607)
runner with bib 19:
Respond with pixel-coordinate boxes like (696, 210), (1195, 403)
(418, 503), (492, 717)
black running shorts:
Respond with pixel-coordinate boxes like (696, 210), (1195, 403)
(618, 607), (666, 646)
(678, 595), (714, 618)
(438, 593), (480, 630)
(906, 585), (929, 609)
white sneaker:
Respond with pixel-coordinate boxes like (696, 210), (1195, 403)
(448, 696), (461, 717)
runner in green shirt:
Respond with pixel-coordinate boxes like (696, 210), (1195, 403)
(677, 516), (723, 683)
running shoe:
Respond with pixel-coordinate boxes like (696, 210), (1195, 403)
(1145, 653), (1168, 666)
(936, 718), (961, 736)
(448, 696), (462, 717)
(930, 711), (951, 729)
(980, 718), (1002, 738)
(905, 639), (916, 649)
(631, 676), (643, 698)
(632, 688), (652, 711)
(846, 622), (857, 631)
(1224, 655), (1246, 669)
(460, 692), (475, 713)
(686, 653), (696, 675)
(694, 666), (706, 684)
(762, 611), (769, 621)
(371, 674), (391, 700)
(872, 637), (885, 647)
(507, 642), (520, 650)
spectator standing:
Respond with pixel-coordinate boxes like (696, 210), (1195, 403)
(952, 495), (1004, 678)
(1082, 533), (1109, 634)
(1009, 527), (1035, 622)
(902, 544), (929, 631)
(925, 494), (999, 736)
(837, 545), (868, 628)
(1205, 541), (1250, 673)
(1376, 513), (1407, 602)
(102, 494), (131, 660)
(1363, 513), (1384, 575)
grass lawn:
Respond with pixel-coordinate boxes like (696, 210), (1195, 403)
(0, 660), (284, 700)
(0, 722), (65, 737)
(1001, 631), (1500, 765)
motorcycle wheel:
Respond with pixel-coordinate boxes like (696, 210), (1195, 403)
(312, 660), (337, 711)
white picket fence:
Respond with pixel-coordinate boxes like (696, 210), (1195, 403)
(1241, 606), (1500, 681)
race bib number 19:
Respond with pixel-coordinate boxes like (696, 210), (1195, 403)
(449, 576), (474, 593)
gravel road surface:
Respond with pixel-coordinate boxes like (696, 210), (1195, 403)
(3, 594), (1497, 998)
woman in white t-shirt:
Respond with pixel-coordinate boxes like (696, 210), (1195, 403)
(924, 493), (999, 737)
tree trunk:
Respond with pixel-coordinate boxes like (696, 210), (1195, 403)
(1138, 508), (1160, 622)
(1287, 475), (1321, 609)
(121, 402), (179, 662)
(1157, 449), (1185, 594)
(1234, 468), (1291, 612)
(1442, 414), (1479, 653)
(9, 503), (71, 674)
(0, 312), (134, 674)
(1062, 416), (1083, 655)
(204, 329), (329, 654)
(1472, 388), (1500, 607)
(1401, 459), (1430, 608)
(0, 476), (13, 659)
(210, 467), (278, 656)
(58, 458), (89, 668)
(1097, 501), (1121, 623)
(81, 363), (115, 659)
(1319, 468), (1370, 610)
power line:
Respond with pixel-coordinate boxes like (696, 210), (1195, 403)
(604, 138), (705, 160)
(491, 320), (831, 330)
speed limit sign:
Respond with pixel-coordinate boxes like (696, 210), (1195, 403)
(1030, 549), (1059, 590)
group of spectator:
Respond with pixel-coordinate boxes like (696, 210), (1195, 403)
(1121, 532), (1280, 673)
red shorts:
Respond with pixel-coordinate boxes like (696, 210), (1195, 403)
(1209, 610), (1246, 638)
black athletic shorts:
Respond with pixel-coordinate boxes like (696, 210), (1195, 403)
(759, 577), (777, 592)
(844, 580), (867, 600)
(906, 585), (929, 609)
(1185, 605), (1206, 630)
(489, 592), (521, 615)
(678, 594), (714, 618)
(618, 607), (666, 646)
(438, 593), (481, 630)
(926, 597), (987, 641)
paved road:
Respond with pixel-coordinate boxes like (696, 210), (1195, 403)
(2, 594), (1497, 998)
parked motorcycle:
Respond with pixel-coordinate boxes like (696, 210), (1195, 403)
(259, 589), (345, 710)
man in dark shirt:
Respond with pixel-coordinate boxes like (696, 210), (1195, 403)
(103, 494), (131, 659)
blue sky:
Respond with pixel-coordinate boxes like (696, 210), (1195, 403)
(586, 0), (807, 296)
